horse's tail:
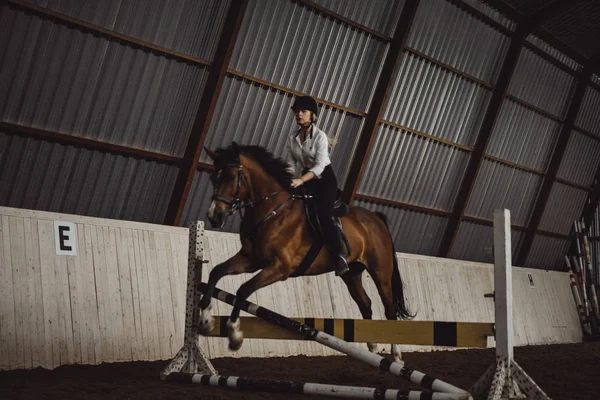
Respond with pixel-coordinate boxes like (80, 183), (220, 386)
(374, 212), (414, 320)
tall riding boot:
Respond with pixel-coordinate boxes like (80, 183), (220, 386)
(328, 218), (349, 276)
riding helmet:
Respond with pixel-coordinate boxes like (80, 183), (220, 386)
(291, 95), (319, 116)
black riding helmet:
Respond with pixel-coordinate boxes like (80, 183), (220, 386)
(291, 95), (318, 115)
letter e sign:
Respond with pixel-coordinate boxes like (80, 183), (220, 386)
(54, 221), (77, 256)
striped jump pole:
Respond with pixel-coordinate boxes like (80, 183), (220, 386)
(167, 372), (472, 400)
(198, 282), (471, 398)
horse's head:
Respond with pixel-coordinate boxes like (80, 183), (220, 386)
(205, 142), (252, 228)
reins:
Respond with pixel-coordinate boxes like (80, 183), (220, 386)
(211, 164), (311, 231)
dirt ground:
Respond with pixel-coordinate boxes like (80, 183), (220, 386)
(1, 341), (598, 400)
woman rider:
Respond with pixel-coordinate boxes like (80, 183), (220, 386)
(284, 95), (349, 276)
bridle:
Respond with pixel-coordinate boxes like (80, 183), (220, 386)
(211, 164), (308, 230)
(211, 164), (251, 214)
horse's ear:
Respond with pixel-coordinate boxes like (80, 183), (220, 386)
(204, 147), (217, 161)
(231, 142), (241, 162)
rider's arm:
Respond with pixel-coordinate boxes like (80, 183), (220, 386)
(283, 136), (297, 176)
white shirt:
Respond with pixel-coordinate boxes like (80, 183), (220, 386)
(284, 125), (331, 179)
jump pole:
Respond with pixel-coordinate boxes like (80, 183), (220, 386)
(167, 372), (471, 400)
(198, 282), (471, 398)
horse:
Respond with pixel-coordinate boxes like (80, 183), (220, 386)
(199, 142), (412, 361)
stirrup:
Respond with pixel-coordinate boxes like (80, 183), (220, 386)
(335, 255), (350, 276)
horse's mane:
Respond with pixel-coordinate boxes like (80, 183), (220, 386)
(213, 144), (293, 187)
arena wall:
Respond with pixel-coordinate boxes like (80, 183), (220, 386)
(0, 207), (582, 370)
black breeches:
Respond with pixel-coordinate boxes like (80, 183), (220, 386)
(304, 165), (340, 245)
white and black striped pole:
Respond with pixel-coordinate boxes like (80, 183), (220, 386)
(167, 372), (471, 400)
(198, 283), (471, 398)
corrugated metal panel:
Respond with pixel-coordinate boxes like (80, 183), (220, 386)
(525, 235), (570, 271)
(357, 125), (469, 211)
(449, 221), (524, 264)
(384, 52), (491, 147)
(487, 99), (561, 171)
(465, 159), (543, 226)
(309, 0), (404, 37)
(593, 205), (600, 237)
(457, 0), (516, 30)
(0, 5), (208, 156)
(526, 35), (581, 72)
(591, 205), (600, 286)
(408, 0), (511, 83)
(557, 131), (600, 187)
(201, 76), (362, 186)
(538, 182), (589, 234)
(229, 0), (387, 112)
(0, 132), (177, 223)
(181, 171), (242, 231)
(355, 200), (448, 256)
(593, 205), (600, 278)
(508, 47), (575, 118)
(575, 86), (600, 137)
(27, 0), (230, 60)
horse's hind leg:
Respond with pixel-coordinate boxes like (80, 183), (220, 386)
(198, 251), (257, 335)
(341, 270), (379, 354)
(369, 270), (403, 362)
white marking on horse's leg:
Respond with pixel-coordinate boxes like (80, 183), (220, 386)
(227, 318), (244, 351)
(367, 342), (379, 353)
(391, 343), (402, 362)
(207, 201), (216, 219)
(198, 301), (215, 335)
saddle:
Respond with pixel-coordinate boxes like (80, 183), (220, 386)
(290, 188), (352, 277)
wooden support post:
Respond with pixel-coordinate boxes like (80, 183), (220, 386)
(438, 25), (528, 257)
(341, 0), (420, 204)
(163, 1), (249, 226)
(516, 67), (592, 266)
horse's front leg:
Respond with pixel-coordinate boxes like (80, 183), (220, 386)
(227, 265), (286, 350)
(198, 251), (256, 335)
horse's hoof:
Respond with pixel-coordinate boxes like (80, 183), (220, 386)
(367, 343), (379, 353)
(227, 318), (244, 351)
(392, 344), (402, 363)
(198, 304), (215, 335)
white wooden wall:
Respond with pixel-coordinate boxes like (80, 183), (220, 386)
(0, 207), (582, 370)
(0, 207), (188, 371)
(199, 230), (582, 359)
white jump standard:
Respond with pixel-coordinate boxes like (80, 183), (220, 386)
(469, 210), (551, 400)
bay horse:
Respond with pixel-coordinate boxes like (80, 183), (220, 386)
(199, 142), (412, 361)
